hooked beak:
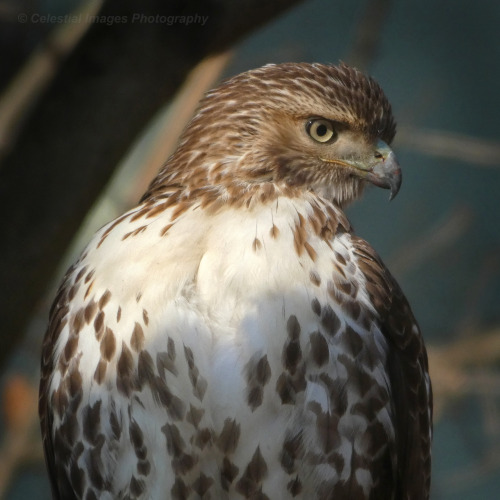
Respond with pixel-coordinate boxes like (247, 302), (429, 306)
(322, 140), (402, 200)
(364, 141), (402, 200)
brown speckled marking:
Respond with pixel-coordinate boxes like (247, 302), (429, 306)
(74, 265), (88, 283)
(309, 201), (342, 244)
(334, 251), (347, 266)
(157, 338), (179, 378)
(96, 213), (130, 248)
(321, 304), (341, 337)
(129, 206), (149, 222)
(304, 241), (317, 261)
(327, 279), (343, 304)
(171, 200), (194, 221)
(338, 353), (376, 397)
(287, 476), (302, 497)
(129, 419), (151, 478)
(235, 446), (269, 498)
(84, 299), (98, 324)
(252, 237), (262, 252)
(116, 306), (122, 322)
(93, 359), (106, 384)
(333, 260), (346, 278)
(171, 477), (189, 499)
(174, 449), (197, 476)
(94, 311), (105, 341)
(100, 327), (116, 361)
(84, 269), (95, 284)
(307, 400), (342, 455)
(137, 350), (156, 390)
(342, 324), (364, 358)
(122, 225), (147, 241)
(280, 431), (303, 474)
(88, 435), (109, 490)
(142, 309), (149, 326)
(309, 270), (321, 287)
(59, 335), (78, 374)
(245, 354), (271, 411)
(162, 422), (198, 475)
(154, 377), (186, 421)
(292, 213), (307, 257)
(309, 331), (329, 366)
(71, 308), (85, 335)
(98, 290), (111, 310)
(186, 404), (205, 428)
(84, 279), (95, 299)
(269, 224), (280, 238)
(216, 418), (240, 454)
(192, 473), (214, 497)
(67, 282), (78, 301)
(130, 322), (145, 352)
(116, 342), (135, 397)
(160, 223), (174, 237)
(130, 476), (145, 496)
(82, 400), (101, 444)
(184, 346), (208, 401)
(69, 450), (85, 497)
(144, 202), (169, 220)
(194, 428), (213, 450)
(311, 297), (321, 316)
(276, 316), (307, 404)
(337, 280), (352, 296)
(221, 457), (239, 491)
(287, 315), (300, 339)
(344, 299), (362, 320)
(283, 316), (302, 373)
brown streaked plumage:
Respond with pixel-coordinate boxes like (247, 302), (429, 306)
(40, 62), (431, 499)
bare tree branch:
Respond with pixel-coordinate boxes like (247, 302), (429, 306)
(397, 126), (500, 167)
(0, 0), (103, 161)
(388, 205), (473, 276)
(347, 0), (393, 70)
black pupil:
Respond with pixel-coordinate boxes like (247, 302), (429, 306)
(316, 124), (328, 137)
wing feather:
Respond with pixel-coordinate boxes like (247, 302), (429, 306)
(353, 236), (432, 499)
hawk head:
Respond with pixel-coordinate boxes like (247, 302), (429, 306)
(147, 62), (400, 206)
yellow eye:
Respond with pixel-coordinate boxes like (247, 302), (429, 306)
(306, 118), (337, 143)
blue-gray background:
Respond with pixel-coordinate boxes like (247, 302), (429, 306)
(4, 0), (500, 498)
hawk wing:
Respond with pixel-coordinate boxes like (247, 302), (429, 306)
(39, 266), (77, 500)
(353, 235), (432, 499)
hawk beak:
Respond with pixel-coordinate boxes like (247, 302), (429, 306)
(342, 140), (401, 200)
(320, 140), (402, 200)
(343, 141), (401, 202)
(363, 140), (402, 200)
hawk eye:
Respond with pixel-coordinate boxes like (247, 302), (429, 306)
(306, 118), (337, 143)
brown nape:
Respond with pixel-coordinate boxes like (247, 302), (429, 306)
(141, 62), (395, 204)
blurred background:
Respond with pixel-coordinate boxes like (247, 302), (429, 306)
(0, 0), (499, 498)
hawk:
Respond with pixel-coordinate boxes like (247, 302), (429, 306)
(39, 62), (432, 499)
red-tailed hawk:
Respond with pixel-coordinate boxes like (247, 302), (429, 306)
(39, 62), (432, 499)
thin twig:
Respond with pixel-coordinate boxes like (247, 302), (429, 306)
(0, 0), (103, 162)
(396, 126), (500, 167)
(388, 205), (473, 276)
(347, 0), (393, 70)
